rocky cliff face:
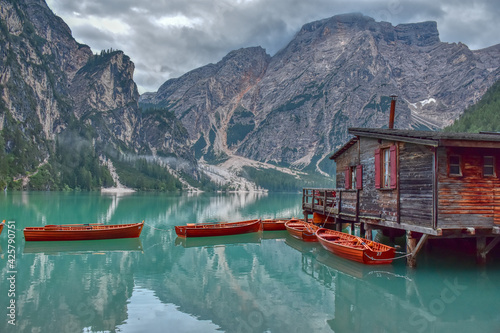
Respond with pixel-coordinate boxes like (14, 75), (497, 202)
(0, 0), (92, 148)
(142, 13), (500, 175)
(0, 0), (194, 180)
(69, 50), (140, 147)
(140, 46), (271, 162)
(3, 3), (500, 190)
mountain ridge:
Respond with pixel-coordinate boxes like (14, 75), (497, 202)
(141, 13), (500, 176)
(2, 2), (500, 191)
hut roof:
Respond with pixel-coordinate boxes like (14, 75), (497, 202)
(330, 128), (500, 160)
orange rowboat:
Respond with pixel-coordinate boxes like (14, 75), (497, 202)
(0, 220), (4, 235)
(261, 219), (288, 231)
(316, 228), (395, 265)
(284, 219), (319, 242)
(175, 219), (261, 238)
(24, 221), (144, 241)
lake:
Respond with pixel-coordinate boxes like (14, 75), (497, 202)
(0, 191), (499, 332)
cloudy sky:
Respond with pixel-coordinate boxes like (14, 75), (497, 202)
(45, 0), (500, 94)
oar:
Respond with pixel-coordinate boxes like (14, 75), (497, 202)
(355, 235), (373, 251)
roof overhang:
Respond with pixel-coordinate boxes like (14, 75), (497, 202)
(329, 137), (358, 160)
(349, 128), (438, 147)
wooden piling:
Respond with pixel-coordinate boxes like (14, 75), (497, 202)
(476, 236), (487, 265)
(406, 232), (429, 268)
(364, 223), (373, 241)
(406, 231), (418, 267)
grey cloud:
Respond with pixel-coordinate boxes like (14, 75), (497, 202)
(46, 0), (500, 93)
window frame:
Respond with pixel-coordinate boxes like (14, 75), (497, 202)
(344, 165), (363, 190)
(351, 165), (357, 189)
(449, 155), (462, 177)
(382, 148), (391, 188)
(483, 155), (496, 177)
(375, 145), (397, 190)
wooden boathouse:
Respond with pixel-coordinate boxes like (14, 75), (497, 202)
(303, 127), (500, 266)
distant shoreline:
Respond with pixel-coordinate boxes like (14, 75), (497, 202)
(101, 187), (136, 194)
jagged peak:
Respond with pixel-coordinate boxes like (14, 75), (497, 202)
(395, 21), (440, 46)
(295, 13), (440, 47)
(298, 13), (375, 34)
(222, 46), (270, 60)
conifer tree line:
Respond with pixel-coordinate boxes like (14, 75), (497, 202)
(444, 79), (500, 133)
(2, 77), (495, 192)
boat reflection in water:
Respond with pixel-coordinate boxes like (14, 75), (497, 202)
(175, 232), (263, 248)
(261, 230), (288, 240)
(23, 238), (143, 255)
(284, 232), (319, 253)
(285, 229), (426, 333)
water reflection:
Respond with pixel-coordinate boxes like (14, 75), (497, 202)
(0, 192), (499, 332)
(116, 287), (221, 332)
(175, 232), (262, 248)
(23, 238), (143, 255)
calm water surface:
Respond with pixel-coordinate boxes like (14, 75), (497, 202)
(0, 191), (499, 333)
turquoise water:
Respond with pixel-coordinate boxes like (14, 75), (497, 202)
(0, 191), (499, 333)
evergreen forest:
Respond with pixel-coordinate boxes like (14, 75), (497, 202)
(444, 79), (500, 133)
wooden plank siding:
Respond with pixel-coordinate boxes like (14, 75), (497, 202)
(335, 138), (398, 223)
(310, 128), (500, 238)
(398, 142), (434, 228)
(358, 138), (398, 222)
(437, 147), (500, 228)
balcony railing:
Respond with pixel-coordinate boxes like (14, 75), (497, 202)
(302, 188), (338, 216)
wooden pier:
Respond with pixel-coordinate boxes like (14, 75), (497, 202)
(303, 127), (500, 267)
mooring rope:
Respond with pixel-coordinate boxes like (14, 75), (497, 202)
(364, 252), (413, 261)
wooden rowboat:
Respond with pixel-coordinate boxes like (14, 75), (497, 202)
(23, 221), (144, 241)
(261, 218), (288, 231)
(316, 228), (395, 265)
(175, 219), (261, 238)
(284, 219), (319, 242)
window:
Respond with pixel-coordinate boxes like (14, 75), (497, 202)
(375, 145), (397, 189)
(484, 156), (495, 177)
(344, 165), (363, 189)
(449, 155), (461, 176)
(383, 148), (391, 188)
(351, 166), (357, 188)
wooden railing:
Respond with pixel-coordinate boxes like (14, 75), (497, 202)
(302, 188), (338, 215)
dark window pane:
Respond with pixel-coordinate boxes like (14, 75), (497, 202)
(484, 166), (494, 176)
(450, 165), (460, 175)
(450, 156), (460, 165)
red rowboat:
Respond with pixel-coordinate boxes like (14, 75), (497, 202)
(284, 219), (319, 242)
(0, 220), (4, 235)
(316, 228), (395, 265)
(175, 219), (261, 238)
(261, 218), (288, 231)
(23, 221), (144, 241)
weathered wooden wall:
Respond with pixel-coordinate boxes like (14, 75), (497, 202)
(332, 136), (500, 232)
(399, 142), (434, 228)
(358, 138), (398, 222)
(335, 138), (398, 223)
(437, 147), (500, 227)
(334, 149), (358, 217)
